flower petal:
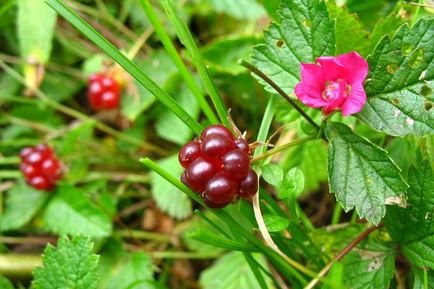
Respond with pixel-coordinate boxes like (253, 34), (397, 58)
(336, 51), (368, 85)
(295, 82), (327, 108)
(299, 63), (324, 95)
(342, 83), (367, 116)
(316, 56), (348, 81)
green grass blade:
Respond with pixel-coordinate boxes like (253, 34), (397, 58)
(159, 0), (229, 127)
(46, 0), (203, 135)
(139, 0), (219, 125)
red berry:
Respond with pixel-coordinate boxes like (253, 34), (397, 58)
(204, 173), (237, 205)
(222, 149), (250, 180)
(185, 158), (219, 192)
(41, 159), (62, 179)
(35, 144), (53, 158)
(20, 163), (38, 179)
(200, 125), (234, 141)
(180, 172), (188, 186)
(88, 73), (120, 110)
(235, 138), (250, 154)
(24, 151), (44, 165)
(203, 193), (231, 209)
(20, 147), (34, 161)
(29, 176), (52, 191)
(237, 169), (258, 198)
(178, 141), (201, 168)
(201, 135), (235, 159)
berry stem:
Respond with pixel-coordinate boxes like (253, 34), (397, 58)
(0, 61), (168, 155)
(251, 136), (315, 163)
(304, 224), (382, 289)
(240, 60), (320, 131)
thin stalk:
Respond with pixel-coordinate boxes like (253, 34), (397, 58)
(331, 204), (342, 225)
(0, 157), (20, 165)
(0, 254), (42, 279)
(0, 61), (167, 154)
(0, 171), (21, 178)
(304, 225), (381, 289)
(251, 136), (315, 163)
(139, 0), (219, 124)
(159, 0), (229, 127)
(424, 269), (428, 289)
(241, 61), (320, 131)
(151, 251), (220, 259)
(117, 229), (170, 242)
(46, 0), (203, 135)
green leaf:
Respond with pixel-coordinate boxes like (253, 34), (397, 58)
(384, 162), (434, 244)
(402, 235), (434, 270)
(0, 180), (48, 231)
(199, 252), (273, 289)
(257, 0), (280, 19)
(202, 36), (260, 75)
(261, 163), (283, 187)
(103, 252), (155, 289)
(357, 19), (434, 137)
(340, 239), (395, 289)
(327, 3), (370, 56)
(17, 0), (56, 63)
(151, 155), (192, 219)
(33, 235), (99, 289)
(263, 214), (290, 233)
(122, 50), (178, 121)
(279, 167), (305, 199)
(325, 122), (408, 225)
(368, 13), (404, 53)
(155, 82), (200, 145)
(412, 268), (434, 289)
(208, 0), (265, 20)
(0, 275), (14, 289)
(252, 0), (335, 94)
(42, 185), (112, 237)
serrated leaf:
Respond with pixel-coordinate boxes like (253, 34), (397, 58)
(261, 163), (283, 187)
(208, 0), (265, 20)
(0, 275), (14, 289)
(17, 0), (56, 63)
(384, 162), (434, 243)
(340, 240), (395, 289)
(279, 167), (305, 199)
(42, 185), (112, 237)
(325, 122), (408, 225)
(151, 155), (192, 219)
(202, 36), (260, 75)
(199, 252), (274, 289)
(412, 268), (434, 289)
(402, 235), (434, 270)
(33, 235), (99, 289)
(155, 82), (199, 145)
(328, 4), (370, 56)
(357, 19), (434, 137)
(0, 180), (48, 231)
(263, 214), (290, 233)
(252, 0), (335, 94)
(368, 13), (404, 53)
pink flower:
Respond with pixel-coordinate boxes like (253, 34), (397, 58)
(294, 51), (368, 116)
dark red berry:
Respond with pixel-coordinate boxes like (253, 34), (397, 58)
(235, 138), (250, 154)
(185, 158), (218, 192)
(201, 135), (235, 159)
(203, 193), (231, 209)
(237, 169), (258, 198)
(178, 141), (201, 168)
(222, 149), (250, 180)
(41, 159), (62, 178)
(20, 163), (38, 179)
(200, 125), (234, 141)
(180, 172), (188, 186)
(204, 173), (237, 204)
(35, 144), (53, 158)
(88, 73), (120, 110)
(24, 150), (43, 165)
(29, 176), (51, 191)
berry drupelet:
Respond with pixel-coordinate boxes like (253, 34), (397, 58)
(20, 144), (63, 191)
(178, 125), (258, 208)
(87, 73), (121, 110)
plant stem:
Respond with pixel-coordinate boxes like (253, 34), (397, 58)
(151, 251), (220, 259)
(0, 61), (167, 155)
(0, 157), (20, 165)
(0, 236), (56, 245)
(241, 60), (320, 131)
(304, 225), (382, 289)
(160, 0), (229, 127)
(331, 204), (342, 225)
(0, 171), (21, 178)
(0, 254), (42, 279)
(251, 136), (315, 163)
(117, 229), (170, 242)
(139, 0), (219, 124)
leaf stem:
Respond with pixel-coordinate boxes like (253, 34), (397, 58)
(304, 224), (382, 289)
(0, 157), (20, 165)
(251, 136), (315, 163)
(160, 0), (229, 127)
(241, 60), (320, 131)
(139, 0), (219, 124)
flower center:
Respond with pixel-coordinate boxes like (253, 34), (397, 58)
(322, 79), (351, 102)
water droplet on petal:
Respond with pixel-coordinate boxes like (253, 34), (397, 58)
(386, 63), (399, 74)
